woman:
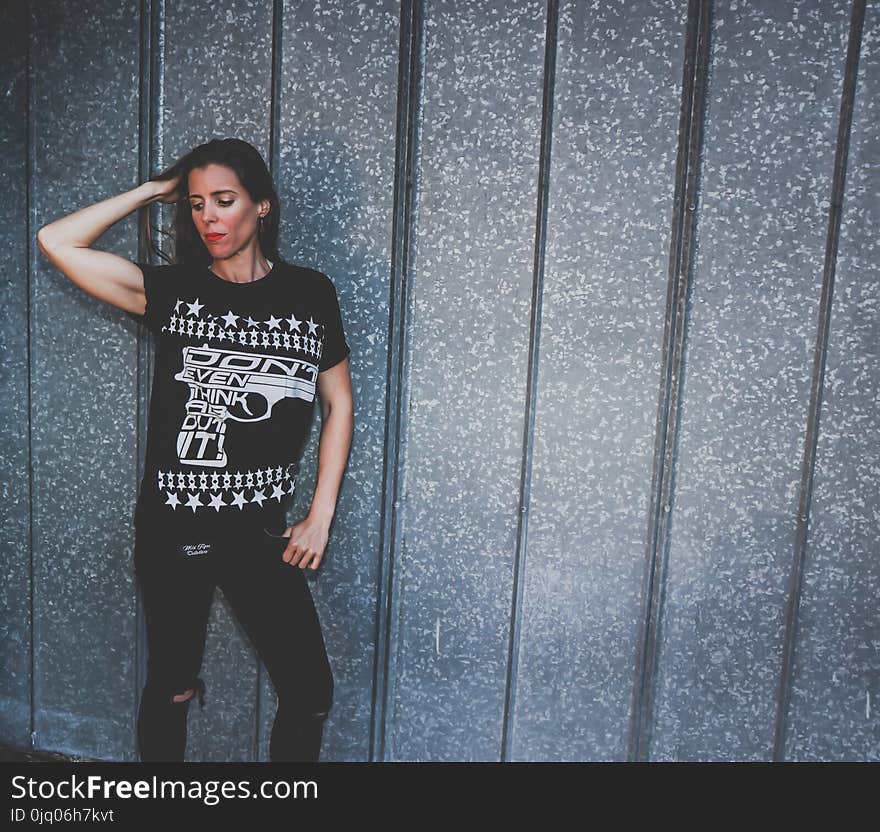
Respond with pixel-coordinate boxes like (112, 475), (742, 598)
(36, 138), (354, 762)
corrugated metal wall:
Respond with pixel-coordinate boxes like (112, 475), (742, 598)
(1, 0), (876, 762)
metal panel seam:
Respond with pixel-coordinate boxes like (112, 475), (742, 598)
(772, 0), (868, 763)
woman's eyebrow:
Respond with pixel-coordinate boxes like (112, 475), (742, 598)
(189, 189), (239, 198)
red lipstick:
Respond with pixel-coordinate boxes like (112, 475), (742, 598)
(205, 233), (226, 242)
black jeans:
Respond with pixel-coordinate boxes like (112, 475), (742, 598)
(133, 525), (334, 762)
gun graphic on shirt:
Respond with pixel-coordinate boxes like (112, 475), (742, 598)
(173, 343), (318, 467)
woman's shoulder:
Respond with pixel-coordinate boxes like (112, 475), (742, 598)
(281, 260), (339, 294)
(135, 258), (183, 278)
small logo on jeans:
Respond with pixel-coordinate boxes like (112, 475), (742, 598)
(177, 542), (213, 558)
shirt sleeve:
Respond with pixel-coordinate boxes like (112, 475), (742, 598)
(124, 261), (169, 334)
(318, 274), (351, 372)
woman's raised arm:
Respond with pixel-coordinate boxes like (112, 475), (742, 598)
(36, 177), (178, 317)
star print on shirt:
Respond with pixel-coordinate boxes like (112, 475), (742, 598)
(208, 492), (227, 511)
(184, 492), (204, 513)
(165, 492), (181, 509)
(306, 316), (319, 335)
(286, 313), (302, 331)
(186, 299), (204, 316)
(266, 315), (282, 330)
(221, 311), (239, 328)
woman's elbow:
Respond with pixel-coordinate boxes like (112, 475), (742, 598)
(36, 226), (55, 256)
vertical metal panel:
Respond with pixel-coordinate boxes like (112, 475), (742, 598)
(785, 0), (877, 761)
(632, 0), (713, 761)
(500, 0), (557, 761)
(276, 0), (401, 762)
(514, 0), (689, 761)
(371, 0), (423, 763)
(0, 0), (32, 750)
(133, 0), (158, 766)
(650, 0), (853, 760)
(156, 0), (277, 762)
(387, 0), (547, 761)
(29, 0), (143, 759)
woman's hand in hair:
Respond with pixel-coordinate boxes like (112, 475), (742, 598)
(148, 172), (183, 204)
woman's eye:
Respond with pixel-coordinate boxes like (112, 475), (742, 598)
(190, 200), (233, 211)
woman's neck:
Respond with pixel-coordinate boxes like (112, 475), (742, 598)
(209, 252), (274, 284)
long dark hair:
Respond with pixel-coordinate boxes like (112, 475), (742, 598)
(139, 138), (281, 267)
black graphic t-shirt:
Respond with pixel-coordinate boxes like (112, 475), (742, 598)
(126, 259), (350, 544)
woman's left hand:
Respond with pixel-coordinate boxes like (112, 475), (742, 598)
(278, 515), (330, 570)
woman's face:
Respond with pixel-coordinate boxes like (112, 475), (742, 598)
(187, 164), (268, 259)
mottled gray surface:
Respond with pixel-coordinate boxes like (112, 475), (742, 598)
(513, 0), (688, 762)
(785, 5), (878, 762)
(277, 0), (399, 762)
(0, 0), (32, 750)
(651, 0), (854, 760)
(5, 0), (877, 763)
(387, 0), (547, 761)
(28, 0), (143, 759)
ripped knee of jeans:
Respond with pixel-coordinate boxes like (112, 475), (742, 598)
(146, 676), (207, 711)
(185, 677), (207, 709)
